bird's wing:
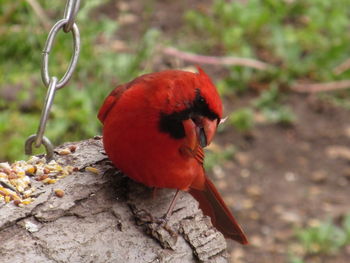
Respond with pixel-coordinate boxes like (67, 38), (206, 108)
(97, 82), (134, 123)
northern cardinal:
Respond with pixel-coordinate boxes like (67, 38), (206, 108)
(98, 67), (248, 244)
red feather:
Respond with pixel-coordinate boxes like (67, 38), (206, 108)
(189, 177), (248, 244)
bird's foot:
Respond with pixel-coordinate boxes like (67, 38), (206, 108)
(135, 210), (177, 237)
(154, 214), (168, 226)
(131, 207), (178, 248)
(153, 214), (177, 238)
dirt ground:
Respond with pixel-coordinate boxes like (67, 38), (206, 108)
(218, 94), (350, 263)
(100, 1), (350, 262)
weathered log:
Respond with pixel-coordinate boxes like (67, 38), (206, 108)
(0, 138), (228, 263)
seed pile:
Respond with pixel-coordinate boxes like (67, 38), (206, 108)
(0, 155), (77, 207)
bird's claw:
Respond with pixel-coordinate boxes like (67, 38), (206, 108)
(155, 216), (168, 227)
(133, 209), (170, 228)
(152, 215), (177, 238)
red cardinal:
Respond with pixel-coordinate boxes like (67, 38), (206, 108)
(98, 67), (248, 244)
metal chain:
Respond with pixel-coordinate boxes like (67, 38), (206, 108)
(25, 0), (81, 160)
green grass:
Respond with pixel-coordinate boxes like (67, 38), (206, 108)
(288, 214), (350, 262)
(183, 0), (350, 132)
(227, 86), (296, 133)
(204, 146), (236, 171)
(253, 86), (296, 125)
(185, 0), (350, 84)
(318, 91), (350, 110)
(229, 108), (254, 133)
(297, 220), (348, 254)
(184, 0), (350, 118)
(0, 1), (159, 161)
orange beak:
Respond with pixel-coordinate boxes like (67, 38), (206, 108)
(182, 117), (218, 149)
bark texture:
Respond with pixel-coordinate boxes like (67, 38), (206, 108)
(0, 138), (228, 263)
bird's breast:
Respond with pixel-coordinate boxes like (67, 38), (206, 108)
(102, 106), (201, 190)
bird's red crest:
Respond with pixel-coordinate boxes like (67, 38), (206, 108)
(196, 66), (223, 119)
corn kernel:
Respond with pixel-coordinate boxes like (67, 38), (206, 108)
(9, 194), (20, 201)
(58, 149), (71, 155)
(85, 166), (100, 174)
(25, 165), (36, 174)
(47, 179), (57, 184)
(21, 199), (32, 205)
(42, 177), (51, 184)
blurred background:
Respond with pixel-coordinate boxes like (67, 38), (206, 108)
(1, 0), (349, 262)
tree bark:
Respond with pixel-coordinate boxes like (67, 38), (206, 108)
(0, 138), (228, 263)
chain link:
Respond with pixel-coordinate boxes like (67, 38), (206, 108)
(25, 0), (81, 160)
(63, 0), (81, 33)
(25, 135), (54, 161)
(34, 77), (58, 147)
(41, 20), (80, 89)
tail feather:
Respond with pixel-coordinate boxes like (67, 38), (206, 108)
(189, 177), (248, 244)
